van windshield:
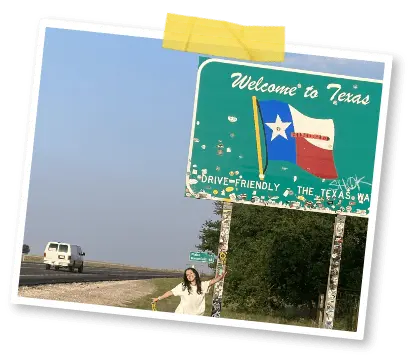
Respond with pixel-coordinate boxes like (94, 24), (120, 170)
(58, 244), (69, 253)
(48, 243), (58, 251)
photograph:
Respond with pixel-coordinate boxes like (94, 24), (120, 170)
(12, 20), (392, 340)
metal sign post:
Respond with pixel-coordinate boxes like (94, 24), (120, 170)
(211, 201), (233, 318)
(323, 214), (346, 329)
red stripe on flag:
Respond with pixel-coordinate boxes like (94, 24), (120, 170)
(296, 137), (338, 179)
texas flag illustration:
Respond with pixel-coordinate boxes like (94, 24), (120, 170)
(257, 99), (338, 179)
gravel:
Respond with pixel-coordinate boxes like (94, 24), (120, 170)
(18, 280), (155, 307)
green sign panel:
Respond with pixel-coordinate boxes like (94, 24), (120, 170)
(190, 251), (216, 263)
(184, 58), (384, 218)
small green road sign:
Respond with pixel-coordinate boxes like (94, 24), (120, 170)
(189, 251), (216, 263)
(184, 58), (385, 218)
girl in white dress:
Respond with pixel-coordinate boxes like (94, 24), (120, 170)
(152, 267), (227, 316)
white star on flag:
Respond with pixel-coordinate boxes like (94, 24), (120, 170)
(265, 115), (291, 140)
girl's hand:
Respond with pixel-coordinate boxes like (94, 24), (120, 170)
(151, 298), (158, 303)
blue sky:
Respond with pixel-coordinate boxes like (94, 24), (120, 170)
(23, 28), (384, 269)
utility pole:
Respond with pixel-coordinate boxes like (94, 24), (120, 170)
(323, 215), (346, 329)
(211, 201), (233, 317)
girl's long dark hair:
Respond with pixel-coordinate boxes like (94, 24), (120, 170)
(182, 267), (202, 295)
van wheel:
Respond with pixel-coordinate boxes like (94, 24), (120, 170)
(46, 264), (51, 270)
(78, 264), (84, 273)
(55, 266), (60, 271)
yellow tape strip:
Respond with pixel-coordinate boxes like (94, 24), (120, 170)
(163, 13), (285, 62)
(252, 96), (264, 180)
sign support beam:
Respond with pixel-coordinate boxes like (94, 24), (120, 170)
(323, 214), (346, 329)
(211, 201), (233, 317)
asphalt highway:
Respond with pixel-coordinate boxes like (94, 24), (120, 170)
(19, 261), (182, 286)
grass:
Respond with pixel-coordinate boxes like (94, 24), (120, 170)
(125, 278), (323, 329)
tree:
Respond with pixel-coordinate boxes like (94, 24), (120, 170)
(22, 244), (30, 254)
(196, 202), (223, 275)
(198, 202), (288, 312)
(267, 211), (335, 310)
(197, 202), (368, 315)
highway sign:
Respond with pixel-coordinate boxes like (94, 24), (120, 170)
(189, 251), (216, 263)
(184, 58), (385, 218)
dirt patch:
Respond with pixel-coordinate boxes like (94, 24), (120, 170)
(18, 280), (155, 307)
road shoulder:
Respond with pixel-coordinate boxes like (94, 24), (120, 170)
(18, 279), (155, 307)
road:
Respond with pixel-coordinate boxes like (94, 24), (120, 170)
(19, 261), (183, 286)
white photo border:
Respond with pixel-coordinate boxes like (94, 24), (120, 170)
(10, 18), (393, 341)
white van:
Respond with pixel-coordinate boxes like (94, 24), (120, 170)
(43, 242), (85, 273)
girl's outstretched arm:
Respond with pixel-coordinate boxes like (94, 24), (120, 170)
(152, 290), (173, 303)
(209, 268), (228, 286)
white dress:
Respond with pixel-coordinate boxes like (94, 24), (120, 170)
(171, 281), (211, 316)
